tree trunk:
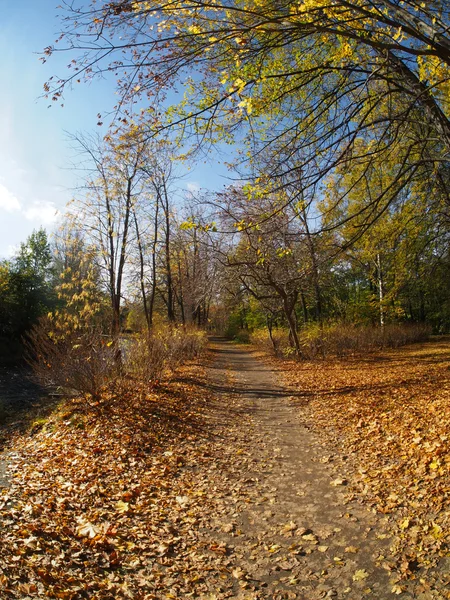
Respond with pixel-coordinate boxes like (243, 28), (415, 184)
(300, 290), (308, 324)
(282, 294), (302, 357)
(302, 207), (323, 323)
(376, 253), (385, 328)
(266, 314), (278, 354)
(161, 180), (175, 322)
(133, 208), (151, 331)
(149, 192), (160, 329)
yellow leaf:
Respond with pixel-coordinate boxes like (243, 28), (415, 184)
(116, 500), (130, 514)
(353, 569), (369, 582)
(399, 517), (410, 530)
(392, 584), (405, 594)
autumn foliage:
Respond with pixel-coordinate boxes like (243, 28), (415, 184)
(26, 320), (117, 401)
(0, 361), (222, 599)
(27, 319), (207, 401)
(272, 337), (450, 592)
(250, 323), (431, 359)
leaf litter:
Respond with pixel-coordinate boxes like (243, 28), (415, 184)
(0, 338), (449, 599)
(272, 337), (450, 597)
(0, 361), (258, 599)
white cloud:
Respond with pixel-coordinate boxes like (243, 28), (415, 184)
(0, 183), (21, 213)
(23, 200), (60, 225)
(186, 181), (201, 193)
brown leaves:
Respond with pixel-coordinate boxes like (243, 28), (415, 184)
(277, 339), (450, 589)
(0, 362), (237, 598)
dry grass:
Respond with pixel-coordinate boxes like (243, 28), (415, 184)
(250, 322), (430, 358)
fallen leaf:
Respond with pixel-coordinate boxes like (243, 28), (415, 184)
(331, 478), (347, 486)
(75, 517), (100, 538)
(115, 500), (129, 513)
(353, 569), (369, 582)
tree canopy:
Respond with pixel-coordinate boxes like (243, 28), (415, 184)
(46, 2), (450, 224)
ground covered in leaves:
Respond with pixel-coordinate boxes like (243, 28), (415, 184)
(0, 338), (449, 599)
(268, 337), (450, 597)
(0, 357), (254, 599)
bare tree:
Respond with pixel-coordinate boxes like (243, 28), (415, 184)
(70, 131), (147, 335)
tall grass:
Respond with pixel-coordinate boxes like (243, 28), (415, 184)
(250, 322), (431, 359)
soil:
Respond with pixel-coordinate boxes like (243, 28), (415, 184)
(200, 338), (425, 599)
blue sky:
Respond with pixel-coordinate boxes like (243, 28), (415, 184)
(0, 1), (232, 258)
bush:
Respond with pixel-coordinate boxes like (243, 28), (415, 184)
(318, 323), (431, 357)
(125, 326), (207, 384)
(233, 329), (251, 344)
(250, 328), (290, 357)
(124, 334), (166, 384)
(27, 319), (207, 401)
(26, 318), (118, 401)
(250, 322), (431, 359)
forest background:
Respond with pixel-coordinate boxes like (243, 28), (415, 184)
(1, 0), (450, 378)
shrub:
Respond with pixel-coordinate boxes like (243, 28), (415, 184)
(124, 333), (166, 384)
(319, 322), (431, 357)
(125, 326), (207, 384)
(233, 329), (251, 344)
(250, 328), (290, 357)
(250, 322), (431, 359)
(27, 319), (207, 402)
(26, 318), (118, 401)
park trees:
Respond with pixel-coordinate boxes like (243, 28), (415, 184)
(45, 2), (450, 226)
(321, 132), (450, 328)
(0, 229), (56, 364)
(38, 1), (450, 338)
(216, 185), (332, 354)
(70, 124), (177, 333)
(173, 209), (223, 327)
(70, 120), (194, 333)
(7, 229), (55, 336)
(51, 222), (105, 335)
(71, 130), (147, 336)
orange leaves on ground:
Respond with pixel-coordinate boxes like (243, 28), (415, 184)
(0, 364), (237, 599)
(276, 338), (450, 581)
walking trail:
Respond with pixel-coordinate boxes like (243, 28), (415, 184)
(0, 339), (436, 599)
(202, 338), (418, 599)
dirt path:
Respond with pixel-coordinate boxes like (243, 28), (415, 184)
(204, 338), (417, 599)
(0, 340), (436, 599)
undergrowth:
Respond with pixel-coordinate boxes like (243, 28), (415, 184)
(26, 320), (207, 401)
(250, 322), (430, 359)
